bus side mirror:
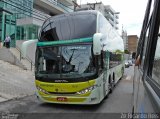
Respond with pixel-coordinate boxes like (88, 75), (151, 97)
(93, 33), (103, 55)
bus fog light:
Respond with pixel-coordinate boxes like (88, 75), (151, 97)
(76, 85), (98, 95)
(36, 86), (49, 94)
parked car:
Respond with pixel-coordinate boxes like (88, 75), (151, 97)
(125, 60), (130, 68)
(128, 60), (133, 66)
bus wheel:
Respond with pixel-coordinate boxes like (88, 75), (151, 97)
(120, 68), (124, 80)
(112, 73), (115, 87)
(109, 84), (112, 93)
(108, 76), (112, 93)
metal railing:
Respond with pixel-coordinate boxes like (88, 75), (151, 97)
(32, 8), (51, 21)
(46, 0), (74, 13)
(57, 2), (73, 12)
(16, 46), (35, 71)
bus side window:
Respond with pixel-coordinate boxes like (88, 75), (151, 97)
(141, 28), (149, 69)
(109, 52), (113, 68)
(151, 34), (160, 86)
(109, 52), (121, 68)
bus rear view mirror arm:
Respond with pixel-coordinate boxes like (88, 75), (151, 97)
(93, 33), (103, 55)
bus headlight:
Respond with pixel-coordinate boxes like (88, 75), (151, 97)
(76, 85), (98, 95)
(36, 86), (49, 94)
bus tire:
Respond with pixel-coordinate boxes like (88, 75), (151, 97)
(112, 73), (115, 87)
(109, 86), (112, 93)
(104, 94), (109, 99)
(120, 68), (124, 80)
(108, 75), (112, 93)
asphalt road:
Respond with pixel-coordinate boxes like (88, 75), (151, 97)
(0, 66), (134, 119)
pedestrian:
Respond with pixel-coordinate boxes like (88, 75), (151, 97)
(4, 35), (11, 48)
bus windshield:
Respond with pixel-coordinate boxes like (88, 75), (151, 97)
(36, 44), (96, 79)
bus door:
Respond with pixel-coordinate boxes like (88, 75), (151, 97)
(101, 51), (110, 96)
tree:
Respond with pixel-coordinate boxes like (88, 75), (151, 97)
(115, 49), (123, 54)
(124, 49), (130, 54)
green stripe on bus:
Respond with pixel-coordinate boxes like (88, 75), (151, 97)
(37, 37), (93, 47)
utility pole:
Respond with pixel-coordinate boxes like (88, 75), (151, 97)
(72, 0), (81, 11)
(87, 2), (102, 10)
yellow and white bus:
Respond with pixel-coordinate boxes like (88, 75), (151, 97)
(35, 10), (124, 104)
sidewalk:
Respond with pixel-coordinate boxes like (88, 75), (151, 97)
(0, 60), (36, 102)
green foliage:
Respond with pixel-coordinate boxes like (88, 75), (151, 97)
(115, 50), (124, 54)
(124, 49), (130, 54)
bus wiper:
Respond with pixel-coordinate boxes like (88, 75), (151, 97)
(67, 49), (76, 64)
(63, 49), (77, 73)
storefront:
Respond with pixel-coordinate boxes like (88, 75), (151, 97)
(16, 24), (39, 40)
(0, 11), (16, 47)
(0, 0), (38, 48)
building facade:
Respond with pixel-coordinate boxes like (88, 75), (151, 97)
(0, 0), (74, 47)
(121, 29), (128, 50)
(76, 3), (119, 30)
(128, 35), (138, 53)
(104, 5), (119, 30)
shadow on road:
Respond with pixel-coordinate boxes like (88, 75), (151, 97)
(39, 99), (105, 112)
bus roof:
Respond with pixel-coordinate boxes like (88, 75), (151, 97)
(42, 10), (98, 27)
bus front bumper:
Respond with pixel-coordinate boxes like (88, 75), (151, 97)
(36, 89), (101, 105)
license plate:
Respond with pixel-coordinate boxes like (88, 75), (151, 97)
(57, 97), (68, 102)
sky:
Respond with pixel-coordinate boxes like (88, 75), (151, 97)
(77, 0), (148, 36)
